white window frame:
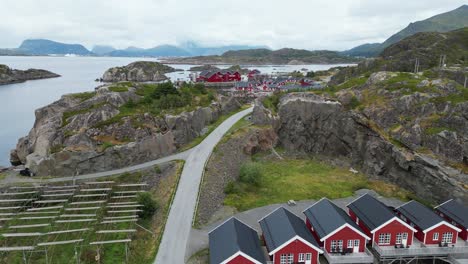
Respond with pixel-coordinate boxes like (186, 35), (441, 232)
(396, 233), (408, 244)
(354, 239), (360, 248)
(288, 253), (294, 264)
(378, 233), (391, 245)
(331, 240), (343, 251)
(280, 254), (287, 264)
(306, 253), (312, 261)
(347, 240), (354, 248)
(442, 232), (453, 244)
(298, 253), (305, 262)
(433, 232), (439, 241)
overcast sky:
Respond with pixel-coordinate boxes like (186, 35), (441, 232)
(0, 0), (466, 51)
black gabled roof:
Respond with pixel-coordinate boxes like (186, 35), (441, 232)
(436, 200), (468, 229)
(397, 201), (448, 231)
(209, 218), (266, 264)
(259, 207), (320, 253)
(304, 198), (366, 240)
(347, 194), (396, 231)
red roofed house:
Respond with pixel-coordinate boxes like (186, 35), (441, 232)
(259, 207), (323, 264)
(435, 199), (468, 241)
(396, 201), (461, 245)
(347, 194), (417, 248)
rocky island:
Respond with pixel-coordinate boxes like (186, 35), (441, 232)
(102, 61), (178, 82)
(0, 64), (60, 85)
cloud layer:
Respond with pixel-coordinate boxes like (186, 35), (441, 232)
(0, 0), (465, 51)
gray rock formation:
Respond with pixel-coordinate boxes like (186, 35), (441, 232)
(101, 61), (176, 82)
(0, 64), (60, 85)
(273, 93), (467, 204)
(11, 84), (241, 176)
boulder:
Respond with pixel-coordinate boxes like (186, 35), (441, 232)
(102, 61), (176, 82)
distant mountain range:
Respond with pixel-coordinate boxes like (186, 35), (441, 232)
(342, 4), (468, 57)
(164, 48), (360, 65)
(1, 39), (270, 57)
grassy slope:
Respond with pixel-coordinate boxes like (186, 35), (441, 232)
(0, 162), (183, 264)
(224, 157), (412, 211)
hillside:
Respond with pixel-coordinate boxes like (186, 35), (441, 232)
(331, 27), (468, 85)
(18, 39), (92, 55)
(343, 5), (468, 57)
(91, 45), (116, 55)
(163, 48), (360, 65)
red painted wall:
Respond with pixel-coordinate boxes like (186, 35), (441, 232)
(348, 210), (372, 240)
(349, 209), (414, 246)
(436, 211), (468, 241)
(306, 219), (323, 247)
(323, 226), (367, 253)
(272, 239), (319, 264)
(374, 220), (414, 246)
(207, 73), (224, 82)
(424, 224), (458, 244)
(227, 254), (256, 264)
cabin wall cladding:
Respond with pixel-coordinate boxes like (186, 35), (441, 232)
(273, 239), (319, 264)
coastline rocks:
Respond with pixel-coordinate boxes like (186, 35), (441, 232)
(0, 64), (60, 85)
(273, 93), (467, 204)
(102, 61), (176, 82)
(11, 85), (241, 176)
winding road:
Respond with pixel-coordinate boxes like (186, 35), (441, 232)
(4, 106), (254, 263)
(155, 107), (253, 264)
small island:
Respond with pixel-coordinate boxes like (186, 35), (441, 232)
(0, 64), (60, 85)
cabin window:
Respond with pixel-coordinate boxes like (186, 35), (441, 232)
(433, 232), (439, 241)
(396, 233), (408, 244)
(378, 233), (391, 245)
(280, 254), (294, 264)
(298, 253), (305, 262)
(442, 232), (453, 243)
(348, 239), (360, 249)
(331, 240), (343, 251)
(306, 253), (312, 261)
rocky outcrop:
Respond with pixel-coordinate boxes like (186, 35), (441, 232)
(0, 64), (60, 85)
(11, 84), (241, 176)
(102, 61), (176, 82)
(273, 93), (467, 204)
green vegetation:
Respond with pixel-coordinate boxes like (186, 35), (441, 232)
(262, 91), (284, 113)
(69, 91), (96, 102)
(224, 157), (414, 211)
(62, 102), (107, 127)
(95, 82), (215, 129)
(108, 82), (132, 92)
(306, 71), (315, 78)
(180, 104), (251, 151)
(239, 162), (262, 187)
(187, 248), (209, 264)
(138, 192), (159, 219)
(424, 126), (455, 135)
(0, 162), (184, 264)
(49, 144), (64, 154)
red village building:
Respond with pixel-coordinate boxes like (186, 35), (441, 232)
(196, 70), (241, 83)
(248, 69), (261, 80)
(259, 207), (323, 264)
(303, 198), (373, 263)
(209, 217), (266, 264)
(396, 201), (461, 245)
(347, 194), (417, 248)
(435, 199), (468, 241)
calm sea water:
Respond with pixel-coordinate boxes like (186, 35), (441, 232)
(0, 56), (351, 166)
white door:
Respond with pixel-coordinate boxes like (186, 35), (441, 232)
(305, 253), (312, 264)
(353, 240), (360, 253)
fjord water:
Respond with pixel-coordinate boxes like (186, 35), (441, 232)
(0, 56), (350, 166)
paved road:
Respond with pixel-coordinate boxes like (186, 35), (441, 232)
(155, 107), (253, 264)
(3, 144), (192, 185)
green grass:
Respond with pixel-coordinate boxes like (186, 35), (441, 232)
(180, 104), (251, 151)
(424, 126), (455, 135)
(108, 84), (129, 93)
(0, 162), (184, 264)
(69, 91), (96, 102)
(224, 158), (413, 211)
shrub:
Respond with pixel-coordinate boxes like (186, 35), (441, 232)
(239, 162), (263, 187)
(151, 82), (179, 99)
(137, 192), (159, 219)
(306, 71), (315, 78)
(349, 96), (361, 109)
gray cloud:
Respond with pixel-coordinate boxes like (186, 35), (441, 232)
(0, 0), (466, 51)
